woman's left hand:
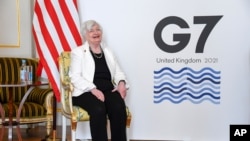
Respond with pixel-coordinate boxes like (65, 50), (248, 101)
(112, 81), (127, 99)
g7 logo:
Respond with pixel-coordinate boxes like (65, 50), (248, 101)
(154, 16), (223, 53)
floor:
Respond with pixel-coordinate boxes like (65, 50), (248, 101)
(1, 125), (169, 141)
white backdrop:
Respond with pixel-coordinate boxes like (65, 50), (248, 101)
(76, 0), (250, 140)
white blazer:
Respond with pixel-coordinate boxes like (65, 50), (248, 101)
(69, 42), (129, 97)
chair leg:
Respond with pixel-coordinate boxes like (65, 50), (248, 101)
(71, 130), (76, 141)
(62, 115), (67, 141)
(126, 127), (130, 141)
(0, 103), (5, 140)
(46, 117), (52, 138)
(0, 125), (4, 141)
(71, 121), (77, 141)
(126, 115), (131, 141)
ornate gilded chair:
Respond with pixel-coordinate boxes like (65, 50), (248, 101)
(58, 51), (131, 141)
(0, 57), (54, 139)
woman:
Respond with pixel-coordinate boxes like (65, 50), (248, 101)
(69, 20), (129, 141)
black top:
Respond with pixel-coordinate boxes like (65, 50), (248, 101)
(91, 51), (114, 92)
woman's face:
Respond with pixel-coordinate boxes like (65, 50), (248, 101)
(86, 24), (102, 45)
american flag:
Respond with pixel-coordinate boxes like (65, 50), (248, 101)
(32, 0), (82, 101)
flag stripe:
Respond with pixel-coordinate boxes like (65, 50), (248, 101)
(33, 0), (82, 101)
(34, 2), (59, 66)
(32, 18), (60, 100)
(73, 0), (78, 10)
(60, 0), (82, 47)
(52, 1), (79, 51)
(47, 0), (71, 51)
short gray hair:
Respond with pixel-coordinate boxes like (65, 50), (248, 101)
(80, 20), (103, 41)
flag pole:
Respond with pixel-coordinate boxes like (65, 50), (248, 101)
(46, 95), (61, 141)
(41, 95), (61, 141)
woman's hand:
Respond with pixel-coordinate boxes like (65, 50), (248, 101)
(112, 81), (127, 99)
(91, 88), (105, 102)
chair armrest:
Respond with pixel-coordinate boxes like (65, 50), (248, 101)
(61, 80), (74, 115)
(27, 87), (53, 106)
(62, 81), (72, 91)
(43, 90), (54, 115)
(26, 87), (54, 116)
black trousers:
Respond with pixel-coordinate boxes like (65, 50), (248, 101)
(72, 90), (127, 141)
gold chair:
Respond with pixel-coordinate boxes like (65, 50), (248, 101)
(0, 57), (54, 139)
(58, 51), (131, 141)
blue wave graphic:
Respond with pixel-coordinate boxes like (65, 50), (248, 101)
(153, 67), (221, 104)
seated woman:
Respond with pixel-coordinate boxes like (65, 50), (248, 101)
(69, 20), (129, 141)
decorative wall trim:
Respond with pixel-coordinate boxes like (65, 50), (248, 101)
(0, 0), (20, 47)
(31, 0), (36, 57)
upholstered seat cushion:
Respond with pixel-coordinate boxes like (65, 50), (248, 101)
(2, 102), (46, 118)
(0, 86), (52, 118)
(72, 106), (90, 121)
(72, 106), (131, 123)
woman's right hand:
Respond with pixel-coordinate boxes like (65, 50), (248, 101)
(91, 88), (105, 102)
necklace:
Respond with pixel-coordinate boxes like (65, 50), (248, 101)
(90, 47), (103, 58)
(92, 52), (103, 58)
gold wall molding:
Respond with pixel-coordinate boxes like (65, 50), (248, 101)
(0, 0), (20, 47)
